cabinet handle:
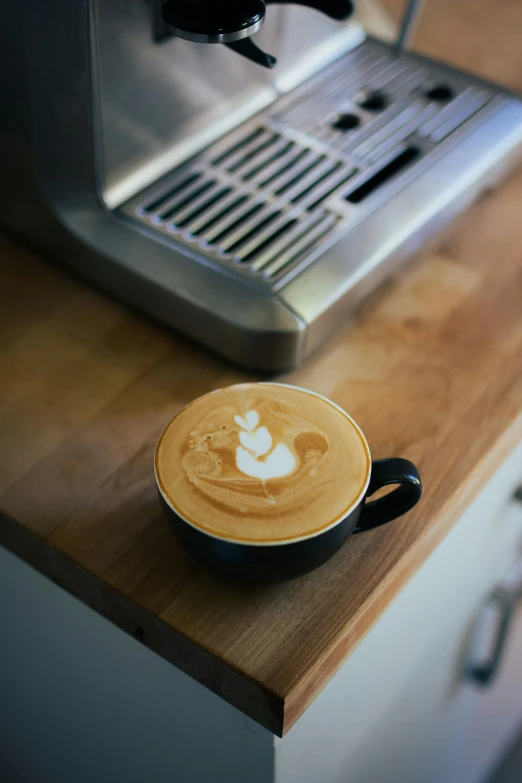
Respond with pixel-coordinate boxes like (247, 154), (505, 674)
(465, 586), (516, 687)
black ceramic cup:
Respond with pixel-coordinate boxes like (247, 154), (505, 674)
(155, 387), (422, 583)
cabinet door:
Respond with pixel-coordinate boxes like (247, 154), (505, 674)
(275, 443), (522, 783)
(442, 509), (522, 783)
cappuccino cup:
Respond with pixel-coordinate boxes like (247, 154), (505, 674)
(154, 383), (421, 582)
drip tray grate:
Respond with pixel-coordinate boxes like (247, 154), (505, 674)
(121, 38), (501, 291)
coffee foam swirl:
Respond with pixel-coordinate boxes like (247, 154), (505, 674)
(155, 384), (371, 544)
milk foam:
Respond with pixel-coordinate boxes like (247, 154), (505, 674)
(155, 384), (371, 544)
(234, 409), (297, 480)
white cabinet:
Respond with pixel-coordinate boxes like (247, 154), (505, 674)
(445, 605), (522, 782)
(442, 545), (522, 783)
(275, 442), (522, 783)
(0, 551), (274, 783)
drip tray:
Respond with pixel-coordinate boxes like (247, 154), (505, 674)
(120, 38), (505, 293)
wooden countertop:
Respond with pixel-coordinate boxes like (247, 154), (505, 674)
(2, 0), (522, 738)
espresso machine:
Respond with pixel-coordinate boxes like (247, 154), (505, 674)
(3, 1), (522, 370)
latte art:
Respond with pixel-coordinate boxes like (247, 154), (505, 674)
(155, 384), (371, 544)
(234, 409), (297, 480)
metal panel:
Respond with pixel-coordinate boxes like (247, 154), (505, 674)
(121, 39), (499, 292)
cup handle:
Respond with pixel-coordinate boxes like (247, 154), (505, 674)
(353, 458), (422, 534)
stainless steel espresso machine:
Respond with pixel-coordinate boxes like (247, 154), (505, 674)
(3, 0), (522, 370)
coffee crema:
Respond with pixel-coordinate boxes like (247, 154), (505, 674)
(155, 383), (371, 544)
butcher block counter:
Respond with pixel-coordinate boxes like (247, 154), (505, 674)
(2, 0), (522, 741)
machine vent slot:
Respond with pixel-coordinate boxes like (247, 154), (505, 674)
(237, 217), (298, 263)
(225, 132), (280, 174)
(273, 154), (326, 197)
(345, 146), (420, 204)
(241, 141), (295, 181)
(256, 148), (310, 188)
(259, 214), (340, 280)
(122, 39), (497, 291)
(222, 211), (281, 254)
(306, 169), (359, 210)
(204, 202), (266, 245)
(139, 172), (201, 215)
(174, 186), (233, 228)
(290, 161), (345, 203)
(211, 127), (265, 166)
(190, 194), (249, 236)
(158, 179), (215, 221)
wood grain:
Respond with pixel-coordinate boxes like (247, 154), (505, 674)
(1, 0), (522, 737)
